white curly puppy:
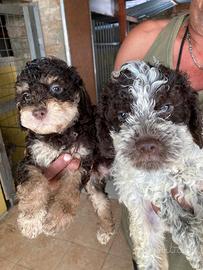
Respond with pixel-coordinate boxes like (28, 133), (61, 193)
(97, 60), (203, 270)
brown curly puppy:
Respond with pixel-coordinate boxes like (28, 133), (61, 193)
(15, 57), (114, 243)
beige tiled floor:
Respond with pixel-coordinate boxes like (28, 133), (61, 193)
(0, 194), (133, 270)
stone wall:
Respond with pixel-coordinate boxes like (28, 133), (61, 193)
(2, 0), (66, 60)
(32, 0), (66, 60)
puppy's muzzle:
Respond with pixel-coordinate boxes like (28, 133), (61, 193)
(136, 138), (160, 156)
(135, 137), (163, 169)
(32, 107), (47, 120)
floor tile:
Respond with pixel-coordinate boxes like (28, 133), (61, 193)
(0, 196), (133, 270)
(0, 258), (15, 270)
(78, 194), (121, 224)
(76, 193), (96, 217)
(109, 228), (132, 260)
(101, 254), (133, 270)
(3, 206), (18, 226)
(0, 222), (30, 263)
(17, 235), (69, 270)
(55, 195), (120, 253)
(111, 199), (122, 224)
(55, 242), (106, 270)
(12, 265), (30, 270)
(55, 212), (115, 253)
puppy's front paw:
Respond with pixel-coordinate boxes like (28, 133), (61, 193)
(42, 203), (74, 236)
(17, 209), (47, 239)
(96, 228), (115, 245)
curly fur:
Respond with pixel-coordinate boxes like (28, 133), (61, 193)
(16, 57), (114, 243)
(97, 60), (203, 269)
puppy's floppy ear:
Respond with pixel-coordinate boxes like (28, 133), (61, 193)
(78, 85), (93, 116)
(189, 91), (203, 148)
(68, 66), (81, 82)
(96, 115), (115, 159)
(96, 85), (115, 159)
(68, 66), (93, 118)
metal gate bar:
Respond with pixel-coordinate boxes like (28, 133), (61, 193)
(0, 3), (46, 203)
(92, 19), (120, 97)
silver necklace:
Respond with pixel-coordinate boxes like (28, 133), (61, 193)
(187, 28), (203, 70)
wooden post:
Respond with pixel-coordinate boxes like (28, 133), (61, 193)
(118, 0), (127, 43)
(63, 0), (97, 104)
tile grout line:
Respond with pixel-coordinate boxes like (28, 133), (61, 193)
(52, 239), (109, 270)
(68, 239), (109, 255)
(53, 233), (113, 254)
(0, 256), (32, 270)
(0, 253), (24, 266)
(12, 263), (32, 270)
(51, 238), (108, 270)
(13, 255), (33, 270)
(52, 248), (68, 270)
(52, 237), (111, 270)
(99, 250), (110, 270)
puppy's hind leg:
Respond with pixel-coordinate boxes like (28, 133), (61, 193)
(86, 171), (115, 245)
(42, 170), (82, 236)
(17, 165), (49, 239)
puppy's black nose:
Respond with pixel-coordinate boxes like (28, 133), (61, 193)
(32, 107), (47, 120)
(136, 138), (160, 155)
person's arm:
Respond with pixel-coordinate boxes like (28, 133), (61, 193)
(114, 19), (169, 70)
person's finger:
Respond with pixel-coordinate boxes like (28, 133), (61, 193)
(43, 153), (72, 180)
(48, 158), (81, 183)
(65, 158), (81, 171)
(152, 187), (193, 216)
(151, 202), (160, 214)
(171, 187), (192, 211)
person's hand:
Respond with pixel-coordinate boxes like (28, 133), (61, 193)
(43, 153), (81, 181)
(170, 187), (192, 211)
(152, 186), (193, 214)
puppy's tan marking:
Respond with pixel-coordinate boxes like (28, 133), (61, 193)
(40, 75), (58, 85)
(17, 165), (49, 239)
(20, 99), (79, 134)
(16, 82), (29, 94)
(42, 169), (82, 235)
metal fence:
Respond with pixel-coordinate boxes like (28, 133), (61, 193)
(0, 3), (45, 201)
(92, 19), (120, 98)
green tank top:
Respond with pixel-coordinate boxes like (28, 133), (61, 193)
(143, 13), (188, 68)
(143, 13), (203, 109)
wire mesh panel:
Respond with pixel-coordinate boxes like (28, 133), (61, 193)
(0, 3), (45, 185)
(92, 19), (120, 97)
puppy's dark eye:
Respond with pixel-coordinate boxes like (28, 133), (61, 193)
(22, 92), (31, 102)
(118, 111), (128, 122)
(159, 104), (173, 113)
(50, 84), (63, 95)
(156, 103), (174, 119)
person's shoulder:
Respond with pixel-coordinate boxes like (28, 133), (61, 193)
(135, 19), (169, 33)
(114, 19), (170, 70)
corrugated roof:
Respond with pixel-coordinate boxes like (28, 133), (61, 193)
(126, 0), (191, 20)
